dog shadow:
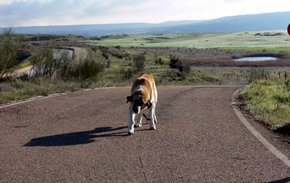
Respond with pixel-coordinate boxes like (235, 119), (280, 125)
(24, 125), (128, 147)
(263, 177), (290, 183)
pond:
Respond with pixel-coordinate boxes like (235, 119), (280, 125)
(234, 56), (278, 62)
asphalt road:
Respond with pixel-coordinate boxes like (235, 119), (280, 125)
(0, 86), (289, 183)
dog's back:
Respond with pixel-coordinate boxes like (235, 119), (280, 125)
(131, 74), (157, 102)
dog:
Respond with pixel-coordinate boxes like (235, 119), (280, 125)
(126, 74), (158, 135)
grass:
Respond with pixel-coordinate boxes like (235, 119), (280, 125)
(88, 31), (290, 52)
(2, 31), (290, 106)
(219, 47), (290, 52)
(2, 44), (288, 104)
(0, 78), (89, 103)
(240, 79), (290, 131)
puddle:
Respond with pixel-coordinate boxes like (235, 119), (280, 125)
(234, 56), (278, 62)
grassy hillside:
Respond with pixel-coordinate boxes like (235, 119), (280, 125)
(88, 31), (290, 51)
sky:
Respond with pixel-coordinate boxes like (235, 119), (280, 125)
(0, 0), (289, 27)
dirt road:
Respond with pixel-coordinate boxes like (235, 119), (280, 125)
(0, 86), (289, 183)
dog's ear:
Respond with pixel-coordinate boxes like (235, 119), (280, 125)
(146, 101), (152, 109)
(126, 95), (133, 103)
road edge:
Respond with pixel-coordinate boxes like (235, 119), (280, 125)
(232, 89), (290, 168)
(0, 86), (118, 110)
(0, 85), (243, 110)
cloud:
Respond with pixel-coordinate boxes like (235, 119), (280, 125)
(0, 0), (289, 27)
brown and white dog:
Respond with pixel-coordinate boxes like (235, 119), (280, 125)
(126, 74), (158, 135)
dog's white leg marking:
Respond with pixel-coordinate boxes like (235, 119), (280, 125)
(149, 104), (156, 130)
(153, 111), (157, 124)
(153, 83), (158, 124)
(128, 107), (136, 135)
(135, 113), (143, 128)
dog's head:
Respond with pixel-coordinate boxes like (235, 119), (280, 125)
(126, 92), (152, 113)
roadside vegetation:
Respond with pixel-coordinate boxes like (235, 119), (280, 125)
(0, 28), (27, 77)
(240, 79), (290, 132)
(1, 28), (290, 122)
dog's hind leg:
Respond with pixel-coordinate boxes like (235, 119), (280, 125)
(135, 113), (143, 128)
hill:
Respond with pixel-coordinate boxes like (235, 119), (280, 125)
(1, 11), (289, 37)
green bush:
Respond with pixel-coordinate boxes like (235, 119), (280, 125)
(30, 47), (54, 78)
(169, 56), (190, 77)
(0, 28), (26, 77)
(155, 57), (164, 65)
(133, 54), (145, 73)
(122, 68), (134, 79)
(70, 59), (103, 80)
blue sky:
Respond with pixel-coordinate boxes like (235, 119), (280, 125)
(0, 0), (289, 27)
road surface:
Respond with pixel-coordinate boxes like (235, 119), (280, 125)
(0, 86), (289, 183)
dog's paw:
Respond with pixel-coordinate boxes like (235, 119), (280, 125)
(149, 126), (156, 130)
(134, 124), (142, 128)
(128, 131), (134, 135)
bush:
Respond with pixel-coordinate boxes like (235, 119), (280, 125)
(30, 46), (103, 81)
(70, 59), (103, 80)
(69, 48), (103, 80)
(169, 55), (190, 74)
(133, 54), (145, 73)
(155, 57), (164, 65)
(30, 47), (54, 78)
(122, 68), (134, 79)
(0, 28), (26, 77)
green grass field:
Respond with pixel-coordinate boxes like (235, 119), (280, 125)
(88, 31), (290, 51)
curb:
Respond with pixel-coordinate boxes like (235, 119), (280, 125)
(232, 89), (290, 168)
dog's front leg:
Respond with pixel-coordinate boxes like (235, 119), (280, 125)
(135, 113), (143, 128)
(128, 106), (136, 135)
(149, 104), (156, 130)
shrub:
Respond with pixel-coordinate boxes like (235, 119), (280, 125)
(68, 48), (103, 80)
(55, 49), (73, 79)
(155, 57), (164, 65)
(0, 28), (26, 77)
(133, 54), (145, 73)
(30, 46), (54, 78)
(122, 68), (134, 79)
(169, 55), (190, 74)
(70, 59), (103, 80)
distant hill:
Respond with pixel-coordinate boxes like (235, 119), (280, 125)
(1, 11), (290, 37)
